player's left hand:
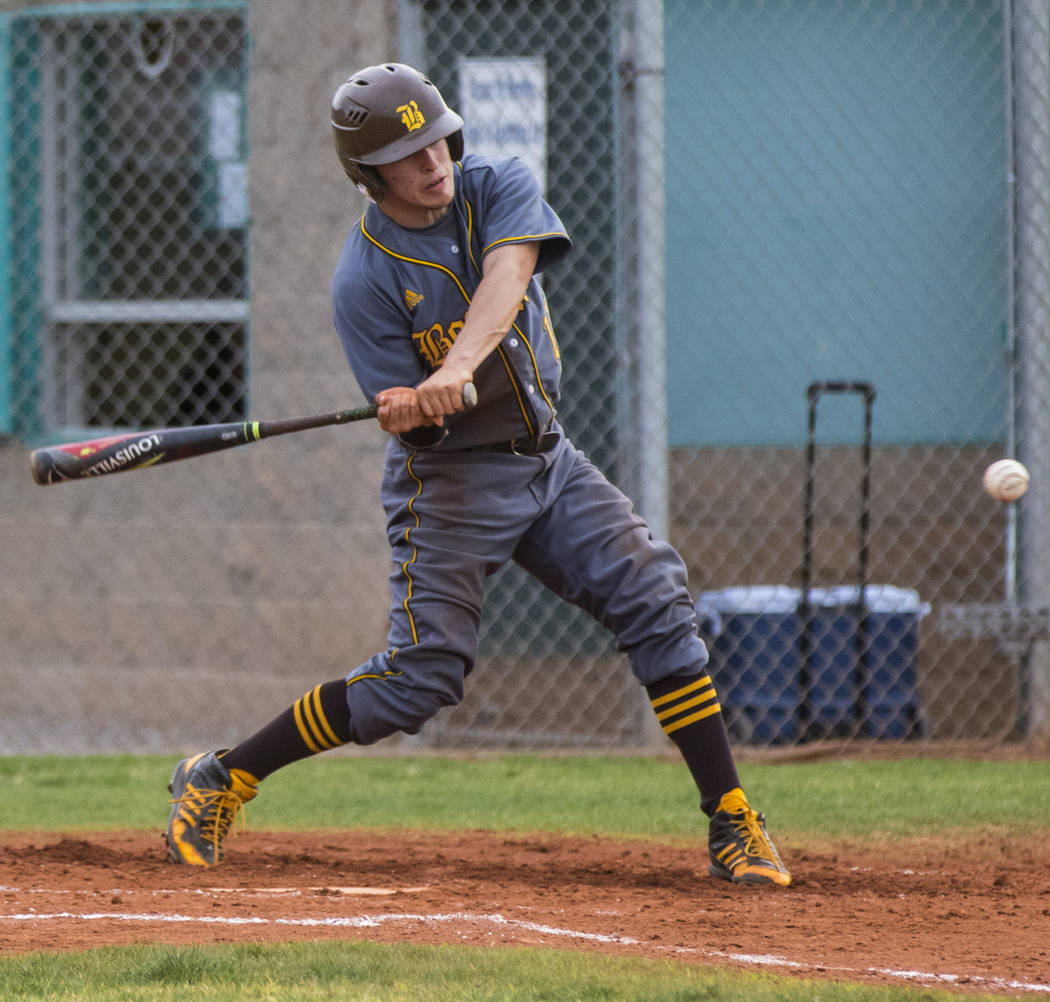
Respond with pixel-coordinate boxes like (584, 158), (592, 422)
(415, 365), (475, 419)
(375, 386), (443, 434)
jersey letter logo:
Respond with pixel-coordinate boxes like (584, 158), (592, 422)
(413, 320), (463, 369)
(397, 100), (426, 131)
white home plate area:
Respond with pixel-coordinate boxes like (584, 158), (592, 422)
(1, 829), (1048, 995)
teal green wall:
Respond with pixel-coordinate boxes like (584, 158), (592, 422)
(0, 20), (10, 433)
(665, 1), (1007, 446)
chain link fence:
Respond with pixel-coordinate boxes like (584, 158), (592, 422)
(408, 0), (1050, 749)
(6, 4), (249, 439)
(3, 0), (1049, 753)
(659, 0), (1050, 748)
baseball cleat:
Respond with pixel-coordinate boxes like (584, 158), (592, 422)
(164, 751), (258, 866)
(708, 787), (791, 886)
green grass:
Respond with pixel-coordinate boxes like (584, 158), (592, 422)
(2, 753), (1047, 1001)
(0, 938), (994, 1002)
(1, 753), (1048, 841)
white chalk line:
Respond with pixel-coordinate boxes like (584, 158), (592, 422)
(0, 885), (428, 898)
(2, 908), (1048, 995)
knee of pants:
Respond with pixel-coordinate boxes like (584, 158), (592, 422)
(344, 653), (467, 745)
(627, 627), (710, 687)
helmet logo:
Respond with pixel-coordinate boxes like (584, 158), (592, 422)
(397, 100), (426, 132)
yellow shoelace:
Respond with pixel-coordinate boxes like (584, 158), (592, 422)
(172, 785), (247, 849)
(729, 809), (777, 865)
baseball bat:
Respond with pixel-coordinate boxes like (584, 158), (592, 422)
(30, 381), (478, 485)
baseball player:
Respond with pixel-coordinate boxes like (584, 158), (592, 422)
(164, 62), (790, 887)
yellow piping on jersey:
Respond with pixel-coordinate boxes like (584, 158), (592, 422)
(346, 667), (406, 685)
(509, 320), (556, 417)
(540, 290), (560, 362)
(493, 345), (535, 436)
(393, 452), (425, 646)
(543, 313), (560, 362)
(464, 198), (481, 276)
(360, 219), (473, 304)
(482, 231), (569, 256)
(463, 191), (559, 278)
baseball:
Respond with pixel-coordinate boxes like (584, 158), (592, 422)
(983, 459), (1030, 502)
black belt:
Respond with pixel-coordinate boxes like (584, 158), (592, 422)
(460, 432), (560, 455)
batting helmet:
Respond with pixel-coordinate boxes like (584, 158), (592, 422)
(331, 63), (464, 200)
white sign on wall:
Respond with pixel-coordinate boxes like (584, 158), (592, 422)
(208, 89), (248, 229)
(457, 57), (547, 192)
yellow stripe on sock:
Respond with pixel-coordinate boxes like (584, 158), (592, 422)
(649, 676), (711, 709)
(654, 689), (717, 722)
(662, 701), (723, 735)
(299, 688), (331, 751)
(299, 685), (341, 752)
(293, 692), (324, 754)
(309, 684), (342, 748)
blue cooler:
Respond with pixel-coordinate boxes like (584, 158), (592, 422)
(805, 586), (929, 739)
(696, 586), (802, 744)
(798, 593), (863, 739)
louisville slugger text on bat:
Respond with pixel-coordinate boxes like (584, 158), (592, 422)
(30, 381), (478, 485)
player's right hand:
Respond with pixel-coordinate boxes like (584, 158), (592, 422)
(375, 386), (443, 434)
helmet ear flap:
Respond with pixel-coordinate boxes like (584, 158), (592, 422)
(344, 162), (385, 201)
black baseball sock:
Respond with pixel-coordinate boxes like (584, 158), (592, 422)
(219, 678), (352, 782)
(646, 672), (741, 817)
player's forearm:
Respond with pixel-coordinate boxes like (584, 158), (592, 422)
(415, 241), (540, 416)
(444, 242), (541, 372)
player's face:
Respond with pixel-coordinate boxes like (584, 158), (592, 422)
(375, 138), (455, 228)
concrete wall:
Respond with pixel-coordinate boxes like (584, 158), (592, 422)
(0, 0), (402, 752)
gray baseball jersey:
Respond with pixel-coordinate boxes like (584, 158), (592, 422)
(330, 153), (708, 745)
(334, 153), (570, 450)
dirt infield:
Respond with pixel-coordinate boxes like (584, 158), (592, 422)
(1, 829), (1048, 995)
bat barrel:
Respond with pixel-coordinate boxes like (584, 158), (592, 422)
(29, 424), (253, 484)
(30, 447), (72, 485)
(30, 433), (167, 484)
(30, 449), (60, 485)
